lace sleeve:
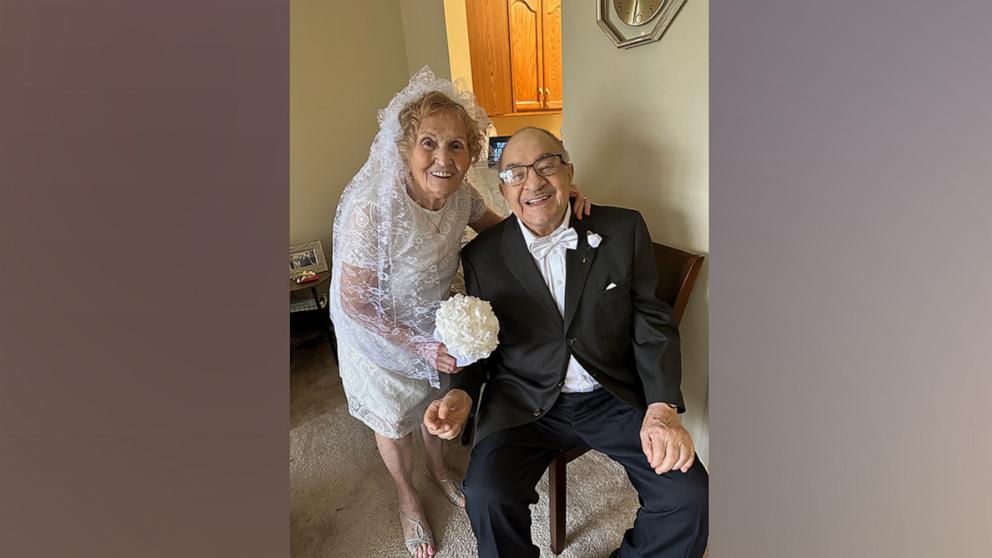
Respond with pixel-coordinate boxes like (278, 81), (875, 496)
(336, 200), (378, 269)
(466, 181), (488, 224)
(335, 260), (439, 365)
(330, 195), (442, 386)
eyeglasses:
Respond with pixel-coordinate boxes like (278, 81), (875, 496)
(498, 154), (566, 187)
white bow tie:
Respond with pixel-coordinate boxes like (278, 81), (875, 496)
(530, 226), (578, 259)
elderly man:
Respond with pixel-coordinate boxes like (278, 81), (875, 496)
(425, 127), (708, 558)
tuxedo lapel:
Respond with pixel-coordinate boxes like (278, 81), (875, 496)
(564, 214), (597, 331)
(500, 216), (564, 327)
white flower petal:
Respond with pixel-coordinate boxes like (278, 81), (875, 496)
(434, 294), (500, 361)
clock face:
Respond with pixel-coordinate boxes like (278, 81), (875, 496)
(598, 0), (687, 49)
(613, 0), (663, 27)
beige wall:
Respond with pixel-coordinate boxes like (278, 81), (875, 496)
(442, 0), (473, 91)
(399, 0), (451, 79)
(562, 1), (710, 465)
(291, 0), (410, 258)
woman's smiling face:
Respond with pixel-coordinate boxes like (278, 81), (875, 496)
(405, 109), (471, 207)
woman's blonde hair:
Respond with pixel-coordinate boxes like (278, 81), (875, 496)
(397, 91), (484, 162)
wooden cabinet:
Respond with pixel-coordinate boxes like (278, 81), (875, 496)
(541, 0), (562, 111)
(465, 0), (562, 116)
(465, 0), (514, 117)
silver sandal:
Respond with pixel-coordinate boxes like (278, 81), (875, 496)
(432, 476), (466, 509)
(400, 511), (436, 557)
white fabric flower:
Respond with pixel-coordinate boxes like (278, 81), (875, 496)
(586, 231), (603, 248)
(434, 294), (500, 366)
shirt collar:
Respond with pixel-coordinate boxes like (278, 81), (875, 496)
(517, 208), (571, 249)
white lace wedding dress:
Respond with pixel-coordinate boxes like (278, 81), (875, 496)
(336, 183), (487, 438)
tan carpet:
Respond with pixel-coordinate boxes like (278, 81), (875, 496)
(290, 340), (698, 558)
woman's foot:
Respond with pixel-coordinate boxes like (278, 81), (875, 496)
(422, 424), (466, 508)
(399, 495), (435, 558)
(428, 467), (466, 508)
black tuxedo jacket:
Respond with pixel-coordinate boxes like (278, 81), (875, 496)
(451, 206), (684, 445)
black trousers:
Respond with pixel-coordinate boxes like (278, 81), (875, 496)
(463, 389), (708, 558)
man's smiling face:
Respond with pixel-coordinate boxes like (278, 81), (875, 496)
(498, 129), (574, 237)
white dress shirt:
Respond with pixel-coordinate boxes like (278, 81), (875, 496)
(517, 212), (601, 393)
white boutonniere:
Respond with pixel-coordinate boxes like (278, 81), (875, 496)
(586, 231), (603, 248)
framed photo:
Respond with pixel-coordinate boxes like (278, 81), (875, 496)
(289, 240), (328, 278)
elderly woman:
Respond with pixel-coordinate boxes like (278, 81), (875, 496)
(329, 68), (587, 558)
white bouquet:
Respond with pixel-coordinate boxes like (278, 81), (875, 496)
(433, 294), (500, 366)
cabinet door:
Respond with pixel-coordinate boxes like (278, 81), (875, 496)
(541, 0), (562, 110)
(466, 0), (513, 116)
(507, 0), (544, 112)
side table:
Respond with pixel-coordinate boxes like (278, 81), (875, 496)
(290, 272), (337, 362)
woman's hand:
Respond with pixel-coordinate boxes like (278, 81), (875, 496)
(413, 341), (463, 374)
(434, 342), (463, 374)
(569, 184), (592, 220)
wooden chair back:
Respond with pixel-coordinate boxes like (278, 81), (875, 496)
(652, 243), (705, 324)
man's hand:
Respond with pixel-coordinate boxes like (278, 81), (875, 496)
(640, 403), (696, 474)
(424, 389), (472, 440)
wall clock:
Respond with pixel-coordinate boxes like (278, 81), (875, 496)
(597, 0), (689, 49)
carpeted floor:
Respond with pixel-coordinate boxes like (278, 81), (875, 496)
(290, 339), (700, 558)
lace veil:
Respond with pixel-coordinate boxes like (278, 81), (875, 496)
(329, 66), (492, 388)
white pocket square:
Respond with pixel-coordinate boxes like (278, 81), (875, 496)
(605, 282), (617, 291)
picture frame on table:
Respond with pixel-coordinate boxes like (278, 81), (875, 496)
(289, 240), (328, 278)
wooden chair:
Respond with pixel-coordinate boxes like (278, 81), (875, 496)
(548, 242), (705, 554)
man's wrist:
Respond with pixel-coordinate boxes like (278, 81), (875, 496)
(647, 401), (678, 414)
